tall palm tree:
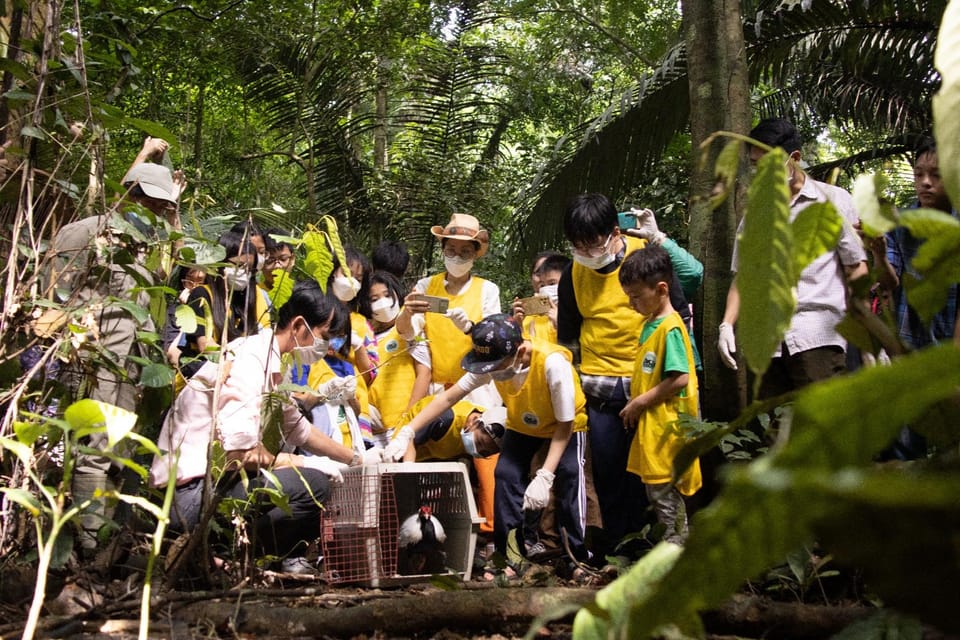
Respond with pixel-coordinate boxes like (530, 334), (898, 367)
(514, 0), (946, 257)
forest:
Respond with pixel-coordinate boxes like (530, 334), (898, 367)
(1, 0), (959, 638)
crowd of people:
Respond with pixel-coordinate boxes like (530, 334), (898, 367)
(46, 118), (957, 577)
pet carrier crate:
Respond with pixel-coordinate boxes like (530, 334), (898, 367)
(319, 462), (483, 586)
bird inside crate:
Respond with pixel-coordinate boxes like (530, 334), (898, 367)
(397, 505), (447, 574)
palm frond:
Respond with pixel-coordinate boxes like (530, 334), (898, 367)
(513, 44), (689, 259)
(514, 0), (946, 264)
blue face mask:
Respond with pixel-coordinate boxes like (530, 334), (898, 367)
(330, 335), (347, 352)
(460, 429), (481, 458)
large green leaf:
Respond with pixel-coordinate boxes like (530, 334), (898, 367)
(63, 399), (138, 449)
(778, 344), (960, 469)
(898, 208), (960, 324)
(573, 542), (688, 639)
(852, 173), (898, 237)
(933, 0), (960, 211)
(789, 202), (842, 278)
(581, 345), (960, 638)
(736, 148), (794, 379)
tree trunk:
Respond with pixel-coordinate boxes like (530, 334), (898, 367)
(682, 0), (751, 420)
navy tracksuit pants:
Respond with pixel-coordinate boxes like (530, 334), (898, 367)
(493, 429), (587, 559)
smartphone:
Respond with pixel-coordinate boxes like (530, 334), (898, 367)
(419, 294), (449, 314)
(520, 295), (552, 316)
(617, 210), (639, 230)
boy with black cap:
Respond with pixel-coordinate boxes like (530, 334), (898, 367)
(385, 314), (588, 561)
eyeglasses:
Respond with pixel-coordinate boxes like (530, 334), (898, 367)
(570, 234), (612, 258)
(266, 253), (293, 267)
(442, 245), (477, 260)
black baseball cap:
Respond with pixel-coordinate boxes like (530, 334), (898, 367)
(460, 313), (523, 374)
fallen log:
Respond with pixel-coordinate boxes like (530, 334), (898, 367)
(177, 586), (597, 637)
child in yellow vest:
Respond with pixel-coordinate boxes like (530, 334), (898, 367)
(398, 396), (504, 461)
(618, 245), (701, 544)
(385, 314), (589, 561)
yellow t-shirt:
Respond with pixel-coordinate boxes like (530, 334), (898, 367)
(627, 312), (701, 495)
(522, 314), (558, 344)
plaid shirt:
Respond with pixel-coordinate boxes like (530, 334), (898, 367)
(885, 203), (958, 348)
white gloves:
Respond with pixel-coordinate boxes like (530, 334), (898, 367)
(383, 425), (415, 461)
(718, 322), (737, 370)
(445, 307), (473, 333)
(359, 448), (383, 466)
(350, 331), (364, 351)
(301, 455), (349, 483)
(632, 207), (667, 245)
(523, 468), (555, 511)
(316, 376), (357, 404)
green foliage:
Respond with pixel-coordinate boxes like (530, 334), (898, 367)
(852, 173), (898, 237)
(736, 147), (794, 379)
(301, 224), (335, 291)
(933, 0), (960, 212)
(572, 542), (686, 639)
(899, 208), (960, 324)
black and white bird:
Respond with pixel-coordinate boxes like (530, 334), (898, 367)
(398, 505), (447, 575)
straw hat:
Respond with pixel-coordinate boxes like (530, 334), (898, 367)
(430, 213), (490, 257)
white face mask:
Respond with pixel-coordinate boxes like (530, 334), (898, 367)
(371, 296), (400, 323)
(460, 429), (481, 458)
(444, 255), (474, 278)
(293, 321), (329, 365)
(332, 275), (361, 302)
(488, 352), (520, 381)
(572, 251), (616, 271)
(538, 284), (559, 305)
(223, 265), (250, 292)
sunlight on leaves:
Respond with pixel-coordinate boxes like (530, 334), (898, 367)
(852, 173), (897, 236)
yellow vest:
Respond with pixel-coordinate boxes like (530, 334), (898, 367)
(523, 314), (558, 344)
(627, 312), (701, 496)
(369, 326), (418, 433)
(307, 358), (371, 450)
(424, 273), (486, 384)
(401, 396), (485, 461)
(496, 342), (586, 439)
(572, 235), (648, 376)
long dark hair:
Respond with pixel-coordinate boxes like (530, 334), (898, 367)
(278, 280), (349, 332)
(206, 230), (260, 342)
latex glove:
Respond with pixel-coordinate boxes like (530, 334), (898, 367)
(445, 307), (473, 333)
(523, 469), (555, 511)
(632, 207), (667, 245)
(358, 448), (383, 466)
(301, 455), (348, 483)
(718, 322), (738, 370)
(383, 425), (415, 461)
(340, 375), (357, 399)
(316, 377), (349, 403)
(350, 331), (365, 351)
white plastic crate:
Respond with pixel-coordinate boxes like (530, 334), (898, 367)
(320, 461), (483, 586)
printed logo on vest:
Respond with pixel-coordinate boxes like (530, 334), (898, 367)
(385, 339), (399, 353)
(641, 351), (657, 374)
(522, 411), (539, 427)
